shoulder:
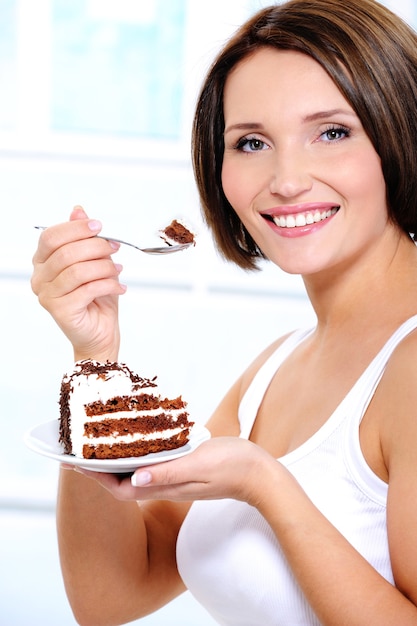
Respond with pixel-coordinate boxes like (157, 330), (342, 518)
(379, 326), (417, 430)
(378, 328), (417, 603)
(378, 327), (417, 467)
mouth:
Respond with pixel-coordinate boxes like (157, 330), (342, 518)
(263, 206), (340, 229)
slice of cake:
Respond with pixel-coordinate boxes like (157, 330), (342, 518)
(59, 360), (194, 460)
(159, 219), (195, 246)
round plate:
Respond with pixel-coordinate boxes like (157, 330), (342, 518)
(24, 420), (211, 473)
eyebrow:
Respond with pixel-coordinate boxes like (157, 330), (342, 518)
(224, 109), (356, 134)
(224, 122), (264, 134)
(302, 108), (356, 122)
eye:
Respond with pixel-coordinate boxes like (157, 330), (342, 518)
(235, 136), (269, 152)
(320, 125), (351, 142)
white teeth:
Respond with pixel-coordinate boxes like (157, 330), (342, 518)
(272, 207), (338, 228)
(295, 213), (306, 227)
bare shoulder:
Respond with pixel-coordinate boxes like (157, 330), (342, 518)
(377, 327), (417, 463)
(379, 326), (417, 428)
(378, 328), (417, 603)
(206, 332), (292, 437)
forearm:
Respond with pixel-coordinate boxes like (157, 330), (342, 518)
(257, 460), (417, 625)
(57, 469), (149, 626)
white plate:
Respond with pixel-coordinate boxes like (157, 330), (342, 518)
(24, 420), (211, 473)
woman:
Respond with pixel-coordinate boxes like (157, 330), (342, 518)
(31, 0), (417, 624)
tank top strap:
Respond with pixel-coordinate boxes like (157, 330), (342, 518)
(238, 315), (417, 441)
(238, 327), (314, 439)
(342, 313), (417, 422)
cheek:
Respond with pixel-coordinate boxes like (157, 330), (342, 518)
(355, 165), (387, 223)
(345, 150), (385, 199)
(221, 161), (250, 214)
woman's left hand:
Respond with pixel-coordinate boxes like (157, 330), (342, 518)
(72, 436), (277, 507)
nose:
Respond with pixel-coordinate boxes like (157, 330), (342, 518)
(269, 146), (313, 199)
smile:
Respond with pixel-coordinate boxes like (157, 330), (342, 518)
(269, 206), (339, 228)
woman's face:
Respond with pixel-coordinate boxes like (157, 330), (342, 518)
(221, 48), (391, 276)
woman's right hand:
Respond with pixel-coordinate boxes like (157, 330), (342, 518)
(31, 206), (126, 362)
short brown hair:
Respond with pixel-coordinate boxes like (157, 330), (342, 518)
(192, 0), (417, 269)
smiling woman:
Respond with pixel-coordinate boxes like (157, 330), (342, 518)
(24, 0), (417, 625)
(0, 0), (417, 626)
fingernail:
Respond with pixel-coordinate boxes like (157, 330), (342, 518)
(114, 263), (123, 273)
(88, 219), (102, 232)
(109, 240), (121, 250)
(131, 470), (152, 487)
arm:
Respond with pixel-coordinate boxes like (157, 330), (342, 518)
(32, 212), (258, 625)
(59, 375), (245, 625)
(57, 469), (190, 625)
(31, 207), (193, 624)
(254, 333), (417, 626)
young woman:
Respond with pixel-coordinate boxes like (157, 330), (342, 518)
(31, 1), (417, 624)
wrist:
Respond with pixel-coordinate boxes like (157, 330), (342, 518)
(73, 343), (120, 364)
(242, 446), (283, 508)
(72, 328), (120, 363)
(245, 452), (298, 514)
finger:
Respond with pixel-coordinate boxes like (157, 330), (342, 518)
(32, 237), (121, 297)
(43, 238), (121, 286)
(55, 258), (123, 297)
(48, 277), (126, 322)
(33, 217), (103, 265)
(130, 459), (208, 500)
(130, 445), (211, 490)
(70, 205), (89, 221)
(126, 480), (204, 502)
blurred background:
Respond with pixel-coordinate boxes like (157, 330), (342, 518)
(1, 0), (415, 624)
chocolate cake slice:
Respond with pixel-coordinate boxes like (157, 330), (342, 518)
(59, 360), (194, 460)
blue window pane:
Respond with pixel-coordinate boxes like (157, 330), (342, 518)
(0, 0), (17, 130)
(51, 0), (186, 138)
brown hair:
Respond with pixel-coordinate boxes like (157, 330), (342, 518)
(192, 0), (417, 269)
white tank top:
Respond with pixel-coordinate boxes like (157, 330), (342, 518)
(176, 315), (417, 625)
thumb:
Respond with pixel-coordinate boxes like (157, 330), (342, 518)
(70, 205), (89, 221)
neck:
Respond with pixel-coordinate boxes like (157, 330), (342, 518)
(302, 230), (417, 337)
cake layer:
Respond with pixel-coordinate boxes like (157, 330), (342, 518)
(85, 394), (186, 417)
(83, 414), (189, 437)
(82, 429), (191, 459)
